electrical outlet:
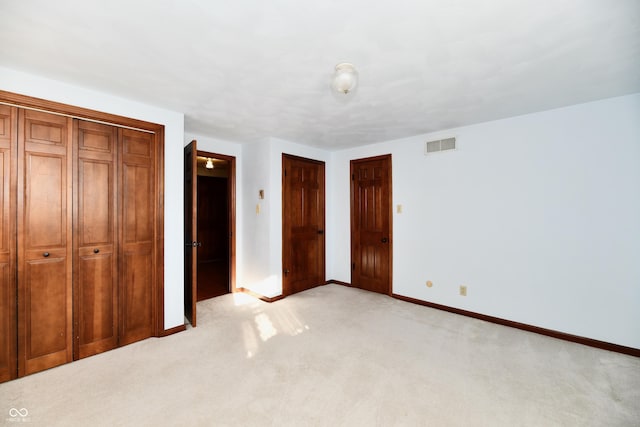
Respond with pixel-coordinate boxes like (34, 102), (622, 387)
(459, 285), (467, 296)
(426, 280), (433, 288)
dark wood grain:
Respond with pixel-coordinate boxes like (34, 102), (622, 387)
(350, 155), (393, 295)
(17, 109), (73, 376)
(183, 140), (197, 326)
(0, 104), (17, 382)
(73, 120), (118, 359)
(0, 90), (162, 134)
(282, 154), (326, 296)
(118, 128), (155, 346)
(0, 90), (168, 383)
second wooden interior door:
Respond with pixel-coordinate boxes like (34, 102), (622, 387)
(282, 154), (325, 296)
(351, 154), (392, 295)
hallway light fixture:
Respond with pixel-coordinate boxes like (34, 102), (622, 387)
(331, 63), (358, 95)
(205, 158), (214, 169)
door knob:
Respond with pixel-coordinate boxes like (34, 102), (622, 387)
(94, 249), (100, 254)
(43, 252), (50, 257)
(381, 238), (388, 243)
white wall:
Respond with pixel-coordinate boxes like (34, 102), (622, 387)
(331, 93), (640, 348)
(239, 137), (332, 297)
(240, 139), (273, 295)
(1, 66), (186, 330)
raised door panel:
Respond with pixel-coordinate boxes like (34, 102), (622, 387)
(18, 109), (72, 376)
(77, 252), (116, 357)
(351, 156), (392, 295)
(25, 155), (66, 246)
(282, 155), (325, 296)
(74, 120), (118, 359)
(0, 105), (16, 382)
(23, 255), (68, 373)
(119, 129), (155, 346)
(121, 249), (152, 343)
(356, 166), (385, 280)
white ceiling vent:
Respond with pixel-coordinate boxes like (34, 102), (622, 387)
(425, 137), (456, 155)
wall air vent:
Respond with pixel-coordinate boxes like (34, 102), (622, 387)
(425, 137), (456, 155)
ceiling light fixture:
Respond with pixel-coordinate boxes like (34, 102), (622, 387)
(332, 62), (358, 95)
(205, 158), (214, 169)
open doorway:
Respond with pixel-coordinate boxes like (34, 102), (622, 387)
(184, 140), (236, 327)
(196, 154), (231, 300)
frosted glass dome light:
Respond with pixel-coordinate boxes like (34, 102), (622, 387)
(331, 63), (358, 95)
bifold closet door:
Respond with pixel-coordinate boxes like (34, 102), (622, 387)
(74, 120), (118, 359)
(17, 109), (73, 376)
(0, 105), (17, 382)
(118, 128), (155, 346)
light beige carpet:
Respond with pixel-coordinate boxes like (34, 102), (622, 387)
(1, 284), (639, 426)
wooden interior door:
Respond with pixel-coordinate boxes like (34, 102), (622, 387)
(351, 155), (392, 295)
(74, 120), (118, 359)
(0, 105), (17, 382)
(17, 109), (73, 376)
(118, 128), (155, 345)
(183, 140), (197, 325)
(282, 154), (325, 296)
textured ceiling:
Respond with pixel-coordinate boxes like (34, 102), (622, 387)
(1, 0), (639, 149)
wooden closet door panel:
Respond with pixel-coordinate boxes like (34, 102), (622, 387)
(119, 129), (155, 346)
(0, 105), (17, 382)
(23, 256), (67, 369)
(18, 109), (73, 376)
(74, 120), (118, 359)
